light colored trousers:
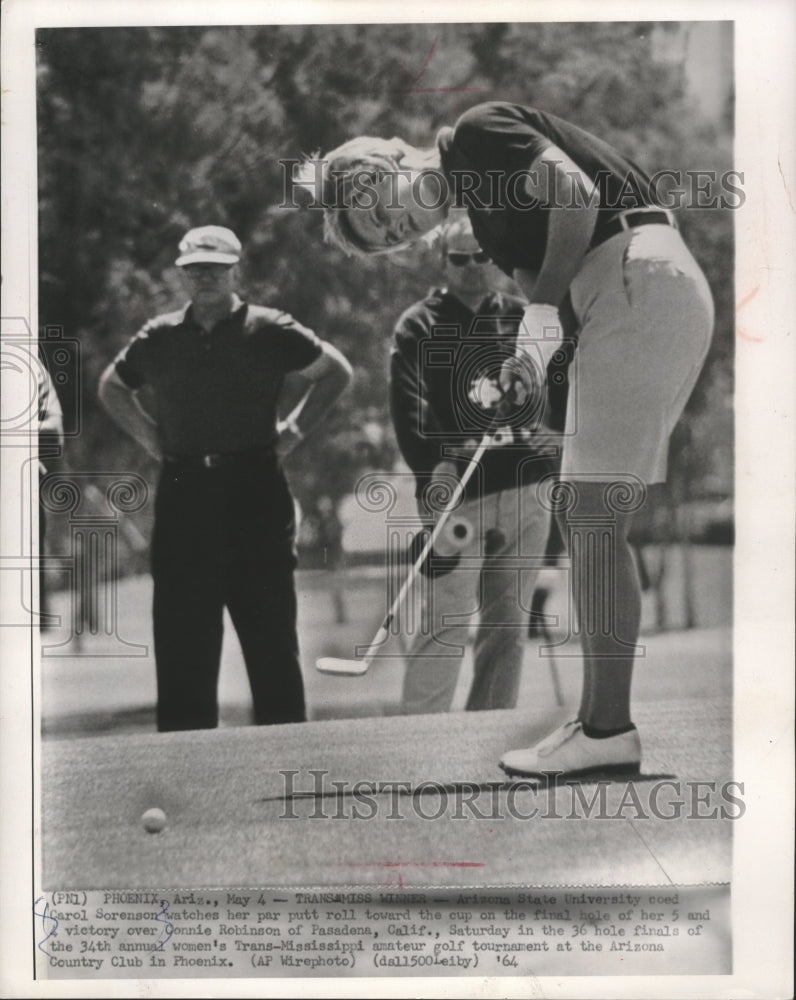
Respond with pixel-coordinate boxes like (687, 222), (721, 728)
(398, 483), (551, 714)
(564, 224), (714, 484)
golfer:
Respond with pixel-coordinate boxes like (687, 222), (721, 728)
(99, 225), (352, 731)
(306, 101), (714, 778)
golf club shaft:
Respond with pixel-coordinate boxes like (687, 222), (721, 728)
(355, 430), (494, 666)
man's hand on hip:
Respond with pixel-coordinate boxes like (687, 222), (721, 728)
(419, 459), (460, 522)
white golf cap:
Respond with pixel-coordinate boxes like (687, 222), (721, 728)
(175, 225), (241, 266)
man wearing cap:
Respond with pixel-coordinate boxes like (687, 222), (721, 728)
(99, 225), (353, 732)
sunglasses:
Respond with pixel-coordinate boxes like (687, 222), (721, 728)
(181, 263), (234, 277)
(445, 250), (490, 266)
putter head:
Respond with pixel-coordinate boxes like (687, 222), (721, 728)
(315, 656), (369, 676)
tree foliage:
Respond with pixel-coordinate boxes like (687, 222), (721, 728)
(36, 21), (735, 544)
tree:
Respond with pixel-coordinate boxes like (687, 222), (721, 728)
(36, 22), (735, 570)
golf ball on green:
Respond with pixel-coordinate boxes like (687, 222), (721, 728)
(142, 807), (167, 833)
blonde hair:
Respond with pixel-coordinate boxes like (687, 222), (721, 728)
(298, 136), (440, 257)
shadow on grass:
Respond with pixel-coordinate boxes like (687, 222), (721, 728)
(256, 773), (680, 805)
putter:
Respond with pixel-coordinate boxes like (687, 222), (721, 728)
(316, 428), (496, 675)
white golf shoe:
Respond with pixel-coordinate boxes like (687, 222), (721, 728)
(499, 720), (642, 779)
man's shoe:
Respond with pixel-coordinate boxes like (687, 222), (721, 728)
(499, 720), (641, 779)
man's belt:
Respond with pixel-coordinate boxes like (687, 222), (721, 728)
(164, 446), (275, 469)
(590, 208), (676, 250)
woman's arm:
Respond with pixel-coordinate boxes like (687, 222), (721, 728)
(501, 147), (597, 398)
(514, 145), (600, 307)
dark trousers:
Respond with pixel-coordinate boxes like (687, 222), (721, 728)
(151, 457), (306, 731)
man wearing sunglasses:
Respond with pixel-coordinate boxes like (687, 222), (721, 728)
(387, 218), (571, 714)
(98, 225), (352, 732)
(445, 247), (490, 267)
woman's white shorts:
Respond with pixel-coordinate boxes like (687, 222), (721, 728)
(562, 224), (714, 484)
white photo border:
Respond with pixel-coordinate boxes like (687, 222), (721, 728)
(1, 1), (793, 997)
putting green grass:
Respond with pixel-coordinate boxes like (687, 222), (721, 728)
(42, 695), (731, 890)
(40, 555), (733, 891)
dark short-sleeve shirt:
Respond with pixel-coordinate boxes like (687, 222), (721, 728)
(113, 300), (323, 455)
(390, 288), (570, 499)
(438, 102), (658, 275)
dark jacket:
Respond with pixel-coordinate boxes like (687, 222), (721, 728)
(390, 288), (573, 501)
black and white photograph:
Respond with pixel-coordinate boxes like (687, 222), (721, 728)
(1, 1), (793, 996)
